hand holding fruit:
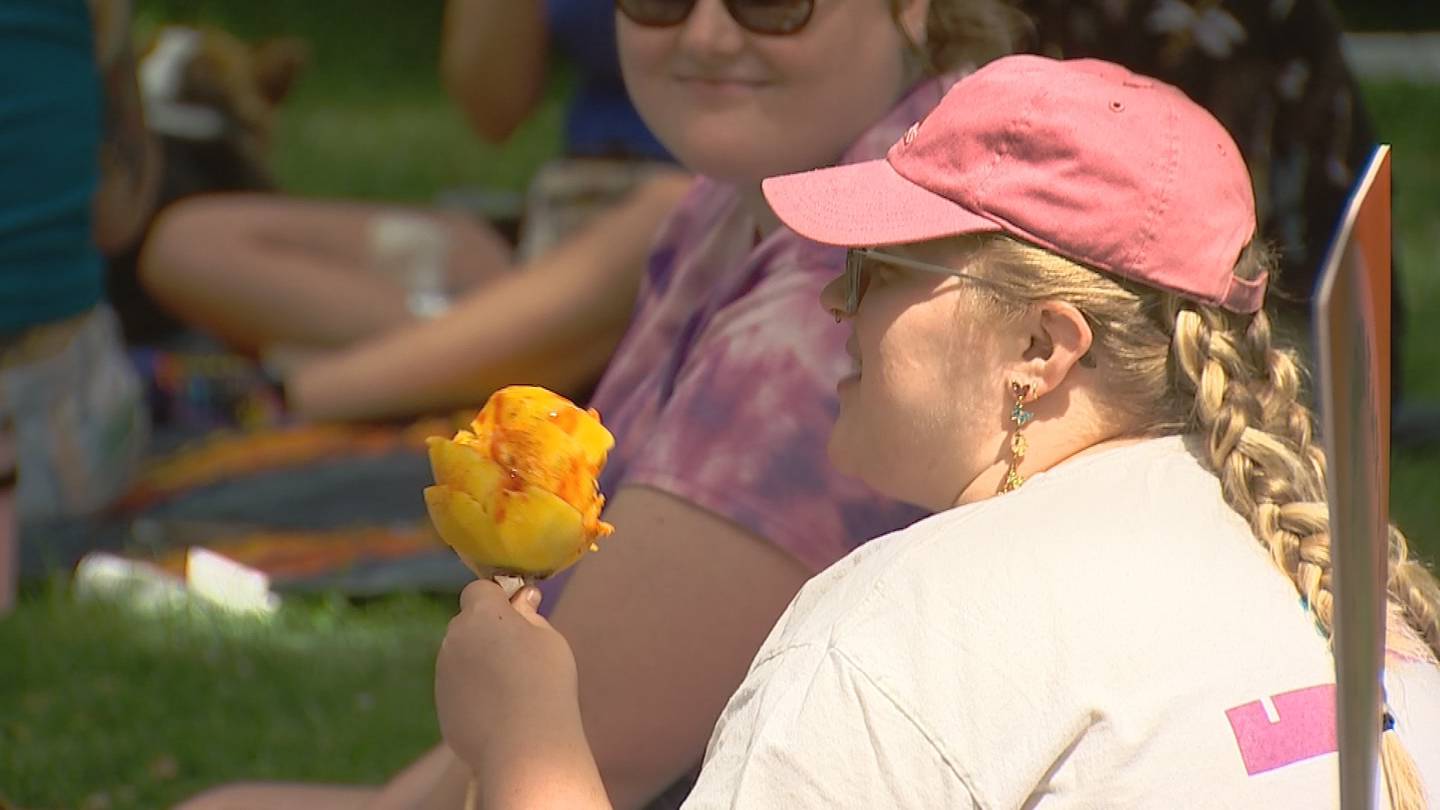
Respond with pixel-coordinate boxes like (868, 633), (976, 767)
(435, 580), (583, 774)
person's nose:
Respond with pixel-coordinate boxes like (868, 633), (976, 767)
(677, 0), (746, 60)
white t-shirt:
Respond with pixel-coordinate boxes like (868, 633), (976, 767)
(684, 437), (1440, 809)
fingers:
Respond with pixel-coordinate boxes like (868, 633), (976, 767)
(458, 576), (533, 613)
(509, 585), (545, 625)
(452, 580), (549, 639)
(458, 578), (506, 613)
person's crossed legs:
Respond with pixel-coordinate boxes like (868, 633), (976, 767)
(140, 194), (515, 355)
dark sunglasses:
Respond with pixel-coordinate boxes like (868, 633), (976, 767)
(615, 0), (815, 36)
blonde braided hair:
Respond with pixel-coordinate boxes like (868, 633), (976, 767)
(962, 233), (1440, 810)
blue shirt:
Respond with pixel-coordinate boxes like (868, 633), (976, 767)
(0, 0), (105, 334)
(546, 0), (669, 160)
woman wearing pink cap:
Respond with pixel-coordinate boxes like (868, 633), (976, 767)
(178, 2), (1029, 809)
(434, 55), (1440, 809)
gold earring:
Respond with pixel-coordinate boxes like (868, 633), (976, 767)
(1001, 382), (1034, 493)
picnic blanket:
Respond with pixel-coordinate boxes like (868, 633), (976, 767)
(19, 350), (474, 596)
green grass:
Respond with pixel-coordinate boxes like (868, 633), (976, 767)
(1, 584), (451, 808)
(3, 6), (551, 806)
(135, 0), (569, 202)
(1366, 80), (1440, 564)
(1, 5), (1437, 806)
(1367, 81), (1440, 401)
(270, 86), (565, 202)
(134, 0), (448, 96)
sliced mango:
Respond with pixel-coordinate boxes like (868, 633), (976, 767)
(424, 386), (614, 578)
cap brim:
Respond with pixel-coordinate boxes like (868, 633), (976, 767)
(762, 157), (1000, 247)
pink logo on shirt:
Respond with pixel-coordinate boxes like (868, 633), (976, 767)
(1225, 684), (1337, 775)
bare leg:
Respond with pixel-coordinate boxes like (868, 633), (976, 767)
(366, 744), (473, 809)
(285, 171), (692, 422)
(172, 783), (377, 810)
(171, 744), (472, 810)
(139, 194), (514, 353)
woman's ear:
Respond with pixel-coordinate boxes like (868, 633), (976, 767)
(1013, 301), (1094, 398)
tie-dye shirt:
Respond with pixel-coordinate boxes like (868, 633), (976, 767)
(579, 77), (966, 574)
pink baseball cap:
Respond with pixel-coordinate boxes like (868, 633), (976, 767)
(762, 55), (1265, 313)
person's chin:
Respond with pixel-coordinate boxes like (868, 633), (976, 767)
(661, 123), (817, 184)
(673, 146), (787, 187)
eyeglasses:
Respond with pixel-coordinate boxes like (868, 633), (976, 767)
(842, 248), (1001, 316)
(844, 248), (1101, 368)
(615, 0), (814, 36)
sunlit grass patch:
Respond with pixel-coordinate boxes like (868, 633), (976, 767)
(1, 583), (451, 808)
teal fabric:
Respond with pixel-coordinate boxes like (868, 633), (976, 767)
(0, 0), (104, 334)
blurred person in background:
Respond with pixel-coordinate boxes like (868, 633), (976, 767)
(0, 0), (158, 615)
(139, 0), (690, 424)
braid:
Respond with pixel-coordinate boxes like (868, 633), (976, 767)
(1169, 270), (1434, 810)
(1169, 286), (1440, 660)
(966, 234), (1440, 809)
(1391, 525), (1440, 658)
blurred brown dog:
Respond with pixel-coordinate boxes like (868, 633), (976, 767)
(108, 25), (308, 344)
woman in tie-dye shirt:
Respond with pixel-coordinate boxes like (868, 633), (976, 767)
(534, 6), (1019, 805)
